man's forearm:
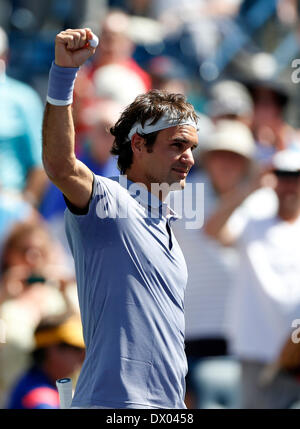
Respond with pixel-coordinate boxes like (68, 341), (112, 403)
(42, 103), (77, 181)
(203, 183), (256, 244)
(40, 28), (97, 209)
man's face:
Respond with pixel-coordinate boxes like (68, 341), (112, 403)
(253, 88), (282, 127)
(275, 173), (300, 216)
(139, 125), (198, 189)
(6, 230), (52, 270)
(203, 150), (249, 194)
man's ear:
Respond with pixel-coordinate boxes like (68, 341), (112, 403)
(131, 133), (145, 155)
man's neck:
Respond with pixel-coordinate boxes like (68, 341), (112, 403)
(125, 170), (169, 202)
(278, 208), (300, 224)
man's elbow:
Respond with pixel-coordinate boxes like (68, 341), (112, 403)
(42, 153), (76, 182)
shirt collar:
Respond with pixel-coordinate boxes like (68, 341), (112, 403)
(117, 175), (180, 221)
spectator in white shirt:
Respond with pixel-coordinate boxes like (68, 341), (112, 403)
(204, 148), (300, 408)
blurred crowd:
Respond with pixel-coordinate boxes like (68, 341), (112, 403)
(0, 0), (300, 409)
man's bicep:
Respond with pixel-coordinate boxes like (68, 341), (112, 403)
(51, 159), (94, 211)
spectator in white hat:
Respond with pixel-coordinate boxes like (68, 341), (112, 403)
(204, 147), (300, 408)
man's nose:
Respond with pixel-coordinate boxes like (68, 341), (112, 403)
(180, 148), (194, 168)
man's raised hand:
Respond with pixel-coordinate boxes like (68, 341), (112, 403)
(55, 28), (98, 68)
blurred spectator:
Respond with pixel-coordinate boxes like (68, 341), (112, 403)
(246, 79), (300, 163)
(275, 330), (300, 386)
(3, 0), (89, 87)
(147, 55), (189, 95)
(148, 0), (243, 77)
(108, 0), (152, 16)
(0, 26), (48, 207)
(0, 189), (38, 255)
(6, 313), (85, 409)
(204, 148), (300, 408)
(205, 77), (300, 166)
(0, 221), (78, 407)
(171, 120), (277, 408)
(206, 79), (254, 128)
(92, 63), (146, 107)
(259, 325), (300, 408)
(276, 0), (299, 26)
(78, 99), (123, 172)
(74, 9), (151, 136)
(91, 9), (151, 86)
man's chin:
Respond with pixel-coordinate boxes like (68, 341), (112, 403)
(168, 178), (186, 191)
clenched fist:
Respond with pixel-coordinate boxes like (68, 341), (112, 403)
(55, 28), (98, 68)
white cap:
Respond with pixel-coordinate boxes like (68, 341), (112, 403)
(201, 120), (256, 160)
(93, 64), (146, 106)
(272, 149), (300, 172)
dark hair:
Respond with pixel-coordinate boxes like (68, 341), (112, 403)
(110, 90), (198, 174)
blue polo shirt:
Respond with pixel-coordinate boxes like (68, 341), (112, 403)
(0, 75), (43, 191)
(64, 175), (188, 409)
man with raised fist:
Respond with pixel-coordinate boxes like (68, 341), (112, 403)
(42, 28), (199, 409)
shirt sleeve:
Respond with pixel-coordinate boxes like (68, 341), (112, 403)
(64, 174), (118, 219)
(63, 173), (96, 216)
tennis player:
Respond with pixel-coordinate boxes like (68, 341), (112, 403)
(42, 28), (199, 409)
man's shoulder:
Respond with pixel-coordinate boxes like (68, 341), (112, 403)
(64, 175), (133, 224)
(93, 174), (120, 188)
(93, 175), (131, 198)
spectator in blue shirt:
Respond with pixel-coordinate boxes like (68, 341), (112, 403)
(0, 27), (48, 207)
(7, 313), (85, 409)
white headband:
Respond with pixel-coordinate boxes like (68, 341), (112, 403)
(128, 114), (199, 141)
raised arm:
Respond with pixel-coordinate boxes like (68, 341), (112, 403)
(204, 166), (274, 246)
(203, 182), (256, 246)
(42, 28), (97, 210)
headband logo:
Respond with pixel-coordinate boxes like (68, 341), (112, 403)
(128, 114), (199, 141)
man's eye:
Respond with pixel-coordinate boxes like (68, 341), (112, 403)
(172, 143), (182, 148)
